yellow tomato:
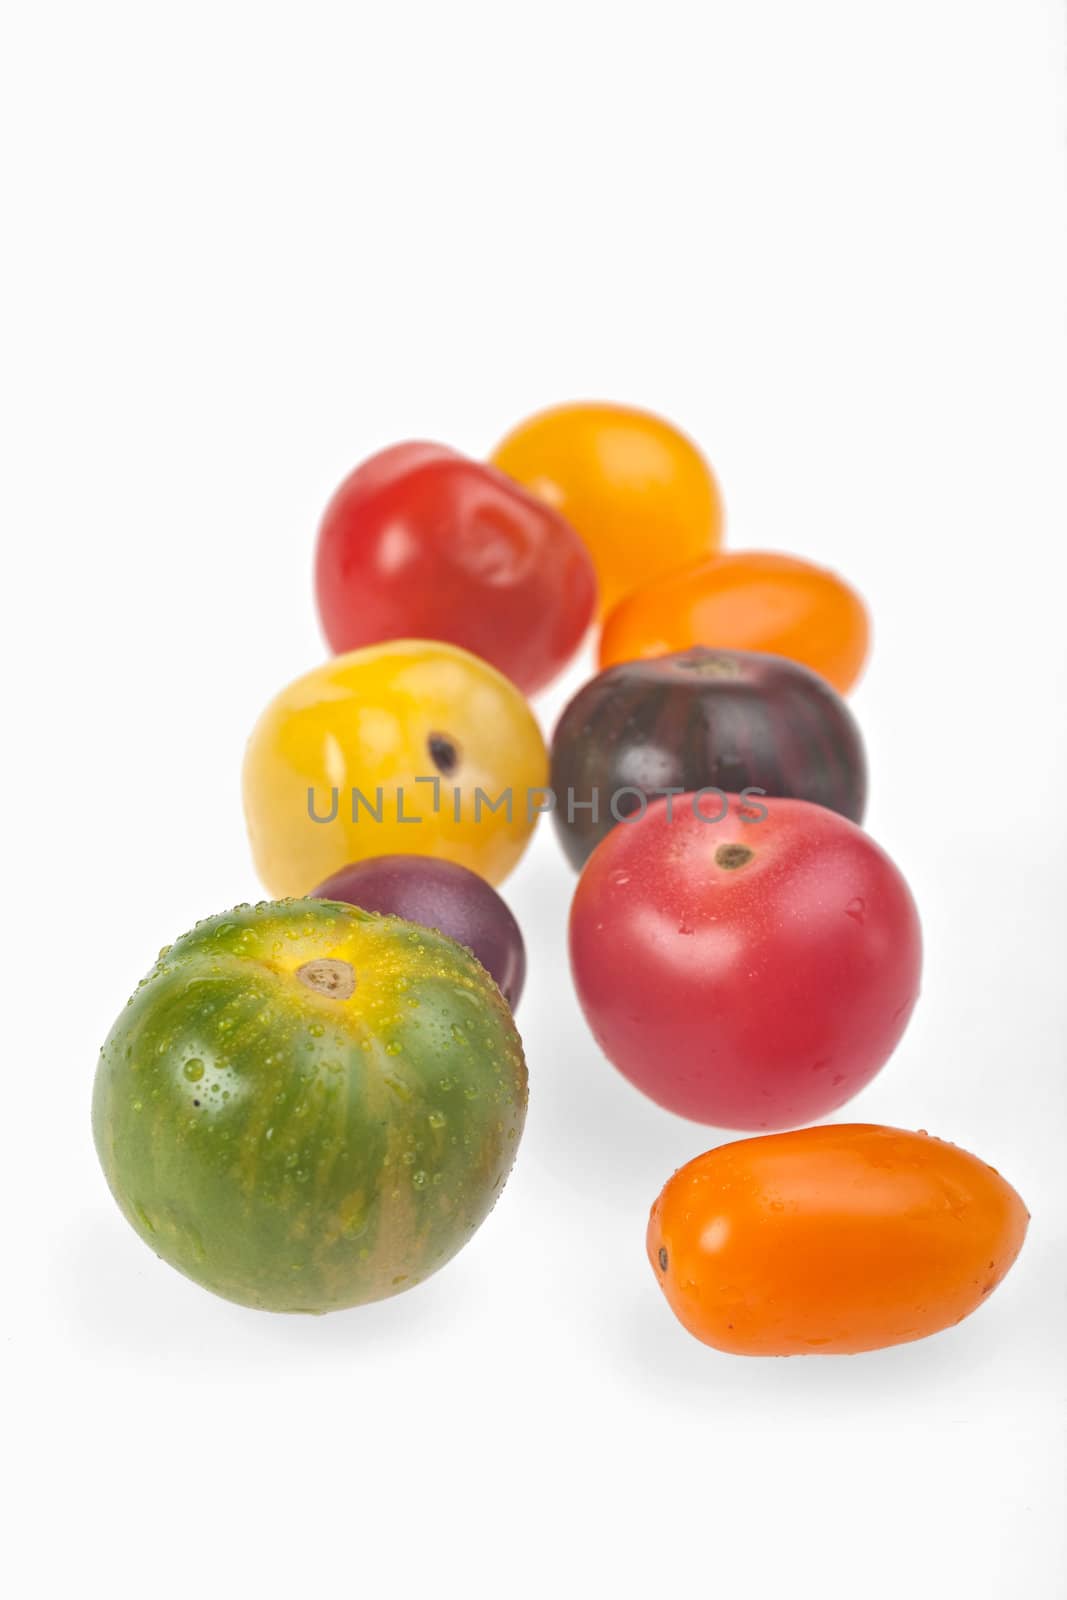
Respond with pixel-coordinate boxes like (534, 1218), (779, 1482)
(490, 401), (724, 616)
(243, 640), (548, 895)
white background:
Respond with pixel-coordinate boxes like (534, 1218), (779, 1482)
(3, 3), (1066, 1596)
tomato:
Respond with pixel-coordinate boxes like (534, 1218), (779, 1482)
(314, 442), (597, 696)
(550, 646), (866, 870)
(490, 402), (724, 616)
(599, 551), (871, 693)
(93, 898), (528, 1313)
(243, 640), (548, 896)
(648, 1125), (1029, 1355)
(312, 855), (526, 1008)
(569, 793), (921, 1128)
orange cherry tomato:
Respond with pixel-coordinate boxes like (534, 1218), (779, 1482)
(647, 1125), (1029, 1356)
(600, 551), (871, 693)
(490, 402), (724, 617)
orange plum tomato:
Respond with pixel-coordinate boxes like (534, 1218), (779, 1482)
(243, 640), (549, 897)
(599, 551), (870, 694)
(490, 402), (724, 617)
(315, 442), (597, 696)
(648, 1124), (1029, 1355)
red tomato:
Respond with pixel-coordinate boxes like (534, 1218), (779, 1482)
(569, 794), (922, 1128)
(314, 442), (597, 695)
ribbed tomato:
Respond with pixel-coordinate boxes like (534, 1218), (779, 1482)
(315, 442), (597, 695)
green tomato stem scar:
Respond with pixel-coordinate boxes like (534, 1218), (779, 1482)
(296, 958), (356, 999)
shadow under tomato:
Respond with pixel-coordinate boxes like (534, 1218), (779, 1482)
(57, 1208), (486, 1370)
(505, 844), (706, 1211)
(606, 1275), (1040, 1418)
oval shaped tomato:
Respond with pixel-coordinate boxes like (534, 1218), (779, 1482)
(490, 402), (724, 617)
(315, 442), (597, 695)
(648, 1125), (1029, 1355)
(93, 898), (528, 1313)
(243, 640), (548, 896)
(550, 647), (867, 870)
(600, 551), (871, 693)
(569, 793), (921, 1128)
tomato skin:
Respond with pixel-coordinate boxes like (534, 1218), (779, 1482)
(315, 442), (597, 696)
(490, 402), (724, 617)
(93, 899), (528, 1313)
(600, 551), (871, 693)
(242, 640), (548, 896)
(569, 794), (921, 1128)
(550, 646), (867, 870)
(648, 1125), (1029, 1355)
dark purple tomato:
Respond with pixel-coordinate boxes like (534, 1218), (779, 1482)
(311, 855), (526, 1008)
(549, 647), (867, 869)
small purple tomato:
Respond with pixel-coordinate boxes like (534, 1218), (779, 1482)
(311, 855), (526, 1008)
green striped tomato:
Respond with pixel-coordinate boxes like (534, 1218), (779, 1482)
(92, 898), (528, 1313)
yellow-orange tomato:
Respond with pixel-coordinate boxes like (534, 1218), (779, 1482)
(243, 640), (548, 896)
(647, 1125), (1029, 1356)
(600, 551), (870, 693)
(490, 402), (724, 616)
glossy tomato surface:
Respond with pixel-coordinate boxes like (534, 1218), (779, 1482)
(243, 640), (548, 896)
(490, 402), (724, 616)
(93, 899), (528, 1313)
(315, 442), (597, 695)
(648, 1125), (1029, 1355)
(600, 550), (870, 693)
(569, 794), (921, 1128)
(550, 647), (867, 870)
(312, 855), (526, 1008)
